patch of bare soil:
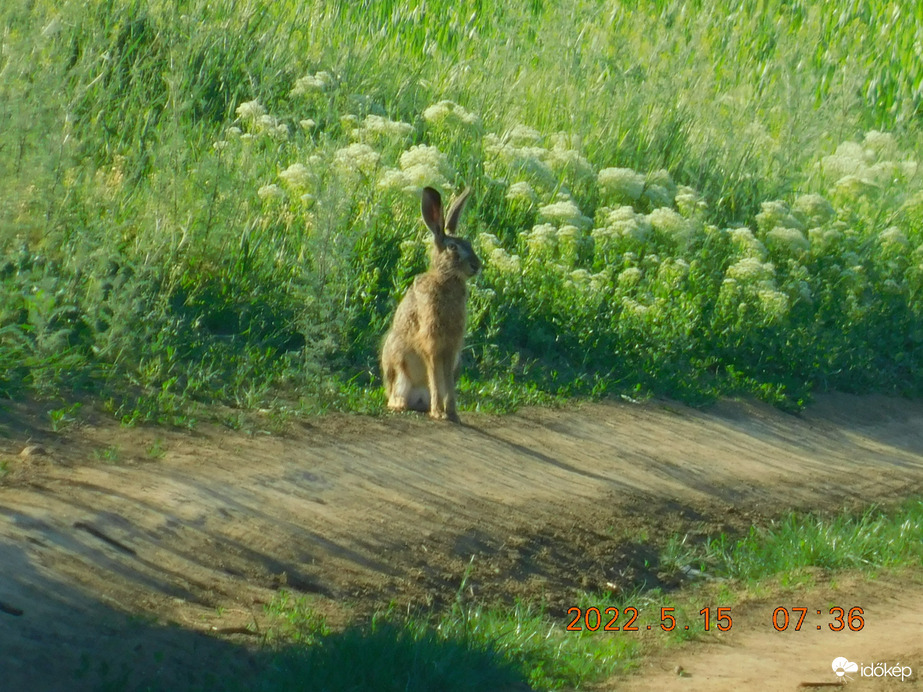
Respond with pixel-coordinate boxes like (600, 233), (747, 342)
(616, 574), (922, 691)
(1, 394), (922, 690)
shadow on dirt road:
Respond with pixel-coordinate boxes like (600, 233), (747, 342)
(1, 393), (922, 689)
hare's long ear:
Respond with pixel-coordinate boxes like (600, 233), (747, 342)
(421, 187), (445, 247)
(445, 187), (471, 235)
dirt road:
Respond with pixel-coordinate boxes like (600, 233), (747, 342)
(1, 394), (921, 690)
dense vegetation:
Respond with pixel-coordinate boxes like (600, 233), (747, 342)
(2, 0), (921, 421)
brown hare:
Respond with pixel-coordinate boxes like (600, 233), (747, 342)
(381, 186), (480, 422)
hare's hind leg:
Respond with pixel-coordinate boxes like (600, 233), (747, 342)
(386, 352), (429, 412)
(386, 361), (415, 411)
(384, 361), (406, 411)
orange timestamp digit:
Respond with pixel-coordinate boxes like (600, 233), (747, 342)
(771, 606), (865, 631)
(566, 606), (640, 631)
(566, 606), (732, 632)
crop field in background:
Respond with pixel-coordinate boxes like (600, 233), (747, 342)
(1, 0), (922, 423)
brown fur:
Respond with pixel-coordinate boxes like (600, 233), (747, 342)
(381, 187), (480, 422)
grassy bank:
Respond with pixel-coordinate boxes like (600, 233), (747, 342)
(2, 0), (922, 421)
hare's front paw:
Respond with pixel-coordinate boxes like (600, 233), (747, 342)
(388, 396), (409, 412)
(429, 409), (461, 423)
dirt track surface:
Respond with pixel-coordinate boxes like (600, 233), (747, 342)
(1, 394), (922, 690)
(618, 574), (923, 691)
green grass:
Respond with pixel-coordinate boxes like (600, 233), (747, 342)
(682, 499), (923, 582)
(260, 591), (638, 691)
(2, 0), (923, 421)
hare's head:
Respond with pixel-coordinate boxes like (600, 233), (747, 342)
(422, 187), (481, 279)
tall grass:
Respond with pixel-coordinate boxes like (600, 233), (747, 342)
(2, 0), (922, 419)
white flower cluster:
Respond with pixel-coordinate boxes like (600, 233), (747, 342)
(656, 257), (690, 287)
(726, 256), (776, 284)
(598, 168), (699, 216)
(807, 226), (844, 254)
(537, 198), (593, 230)
(561, 267), (609, 293)
(469, 285), (498, 303)
(820, 131), (918, 199)
(566, 268), (590, 285)
(351, 114), (414, 141)
(506, 181), (537, 205)
(598, 167), (645, 202)
(755, 200), (803, 233)
(720, 257), (790, 322)
(422, 100), (480, 128)
(506, 124), (542, 145)
(648, 207), (695, 244)
(727, 227), (767, 259)
(291, 70), (334, 96)
(833, 175), (880, 199)
(592, 206), (652, 245)
(756, 288), (790, 320)
(257, 183), (285, 201)
(278, 162), (311, 189)
(232, 99), (288, 140)
(387, 144), (453, 193)
(675, 185), (707, 217)
(489, 247), (522, 273)
(765, 226), (810, 255)
(377, 169), (410, 193)
(333, 142), (381, 177)
(556, 224), (586, 258)
(400, 144), (452, 183)
(376, 144), (453, 194)
(483, 131), (556, 190)
(524, 223), (557, 258)
(791, 193), (835, 228)
(621, 297), (653, 319)
(546, 133), (594, 180)
(617, 266), (643, 288)
(879, 226), (909, 249)
(520, 222), (588, 265)
(481, 126), (588, 197)
(644, 169), (677, 208)
(863, 130), (901, 159)
(235, 100), (265, 121)
(476, 233), (502, 255)
(752, 200), (818, 257)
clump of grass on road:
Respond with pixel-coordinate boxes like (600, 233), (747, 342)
(664, 498), (923, 583)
